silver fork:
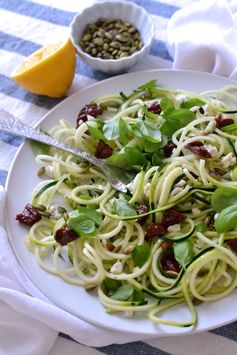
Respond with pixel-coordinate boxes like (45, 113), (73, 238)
(0, 109), (135, 192)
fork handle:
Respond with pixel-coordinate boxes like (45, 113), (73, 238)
(0, 109), (103, 167)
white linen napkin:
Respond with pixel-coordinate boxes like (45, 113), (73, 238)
(166, 0), (237, 80)
(0, 186), (156, 354)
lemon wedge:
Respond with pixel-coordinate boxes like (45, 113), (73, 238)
(11, 38), (76, 98)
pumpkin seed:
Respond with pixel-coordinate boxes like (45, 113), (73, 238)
(33, 204), (46, 212)
(37, 166), (45, 176)
(104, 32), (113, 40)
(120, 46), (130, 51)
(110, 41), (121, 48)
(103, 42), (109, 51)
(93, 37), (104, 46)
(82, 33), (92, 42)
(91, 47), (97, 56)
(120, 52), (129, 58)
(79, 18), (143, 60)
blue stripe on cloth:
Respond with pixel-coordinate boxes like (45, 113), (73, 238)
(0, 74), (63, 110)
(0, 31), (41, 57)
(58, 334), (171, 355)
(0, 0), (178, 25)
(128, 0), (179, 18)
(96, 341), (171, 355)
(0, 169), (8, 187)
(211, 321), (237, 341)
(0, 0), (75, 26)
(150, 39), (172, 61)
(0, 132), (23, 147)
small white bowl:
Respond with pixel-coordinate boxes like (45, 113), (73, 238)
(70, 1), (154, 74)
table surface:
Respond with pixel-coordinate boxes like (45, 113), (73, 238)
(1, 0), (237, 354)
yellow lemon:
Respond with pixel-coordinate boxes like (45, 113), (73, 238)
(11, 38), (76, 98)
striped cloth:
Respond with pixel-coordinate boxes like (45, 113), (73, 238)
(1, 0), (237, 354)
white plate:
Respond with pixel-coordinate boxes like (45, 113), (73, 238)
(5, 69), (237, 336)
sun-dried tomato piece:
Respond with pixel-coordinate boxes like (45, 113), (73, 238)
(227, 238), (237, 252)
(76, 103), (103, 127)
(136, 204), (149, 225)
(54, 225), (78, 246)
(95, 140), (113, 158)
(161, 241), (173, 250)
(207, 215), (216, 231)
(186, 141), (211, 158)
(215, 116), (234, 128)
(16, 203), (42, 226)
(162, 208), (186, 228)
(163, 141), (177, 157)
(148, 101), (162, 114)
(145, 223), (167, 241)
(186, 141), (204, 147)
(160, 252), (181, 275)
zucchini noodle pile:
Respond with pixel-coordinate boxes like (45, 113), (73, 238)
(25, 81), (237, 328)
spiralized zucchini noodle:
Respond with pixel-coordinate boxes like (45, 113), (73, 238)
(23, 80), (237, 328)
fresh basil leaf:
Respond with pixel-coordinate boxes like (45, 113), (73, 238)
(221, 123), (237, 132)
(160, 109), (195, 138)
(132, 244), (150, 267)
(68, 214), (96, 237)
(152, 152), (163, 166)
(77, 207), (102, 226)
(211, 187), (237, 212)
(215, 203), (237, 233)
(160, 98), (175, 115)
(103, 117), (119, 140)
(180, 98), (205, 109)
(119, 118), (130, 145)
(113, 198), (136, 217)
(144, 140), (161, 153)
(111, 284), (134, 301)
(143, 108), (159, 120)
(31, 140), (50, 156)
(133, 289), (145, 302)
(195, 223), (207, 233)
(124, 147), (148, 170)
(144, 138), (166, 153)
(136, 121), (161, 143)
(106, 153), (128, 169)
(104, 278), (122, 293)
(138, 79), (157, 90)
(174, 240), (194, 268)
(87, 123), (106, 141)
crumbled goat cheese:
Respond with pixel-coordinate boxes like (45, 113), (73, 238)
(110, 260), (123, 274)
(49, 205), (63, 219)
(143, 183), (151, 197)
(221, 153), (236, 169)
(175, 179), (186, 187)
(190, 105), (200, 112)
(203, 104), (212, 116)
(167, 224), (181, 233)
(44, 166), (54, 178)
(133, 266), (141, 273)
(204, 144), (218, 158)
(176, 95), (186, 104)
(192, 207), (201, 216)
